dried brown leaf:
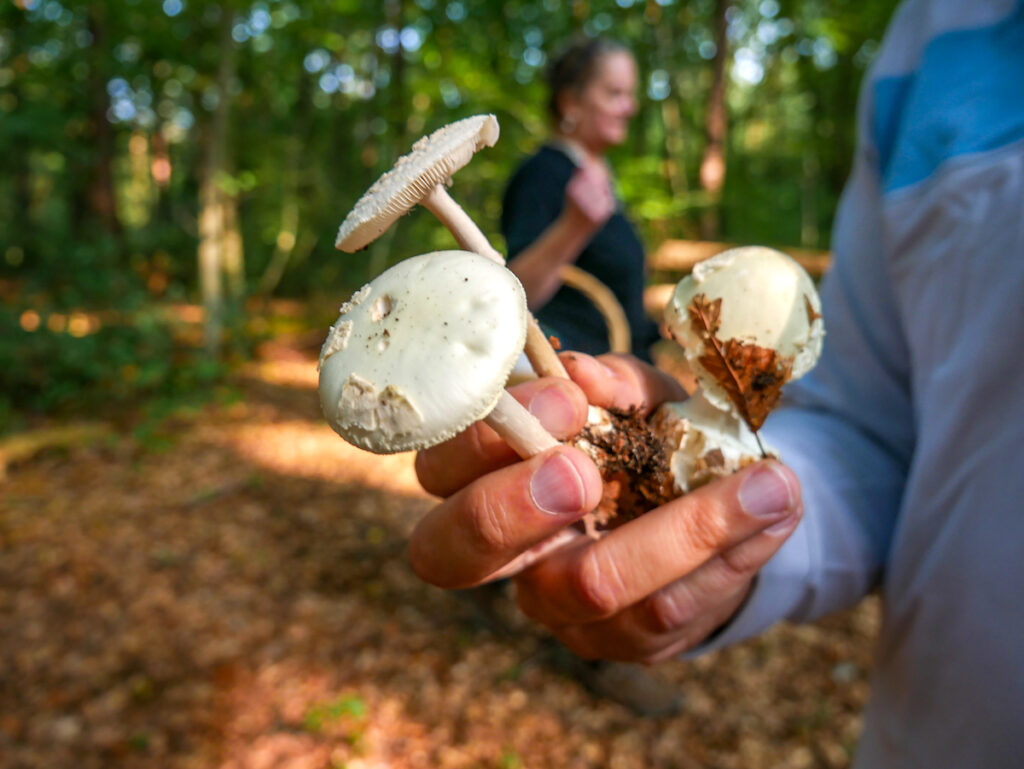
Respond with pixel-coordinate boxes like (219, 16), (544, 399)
(688, 293), (794, 432)
(805, 295), (821, 324)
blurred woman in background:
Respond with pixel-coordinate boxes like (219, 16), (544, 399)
(503, 37), (662, 362)
(494, 37), (680, 717)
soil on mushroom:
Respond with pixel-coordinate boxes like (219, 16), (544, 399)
(575, 407), (675, 531)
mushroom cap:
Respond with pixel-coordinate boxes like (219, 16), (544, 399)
(318, 250), (528, 454)
(652, 392), (769, 494)
(664, 246), (824, 416)
(335, 114), (500, 252)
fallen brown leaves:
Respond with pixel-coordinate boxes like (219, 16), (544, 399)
(0, 341), (878, 769)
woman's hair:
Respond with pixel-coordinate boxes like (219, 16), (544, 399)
(546, 36), (629, 122)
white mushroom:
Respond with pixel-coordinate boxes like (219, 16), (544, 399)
(318, 250), (558, 457)
(652, 246), (825, 493)
(334, 114), (566, 380)
(336, 114), (503, 262)
(664, 246), (823, 426)
(650, 391), (766, 494)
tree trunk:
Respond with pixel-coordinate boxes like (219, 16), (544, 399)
(655, 18), (689, 231)
(198, 172), (225, 357)
(801, 151), (820, 247)
(699, 0), (730, 240)
(386, 0), (407, 152)
(222, 190), (244, 300)
(197, 10), (237, 357)
(257, 196), (299, 296)
(150, 128), (174, 228)
(258, 70), (312, 296)
(86, 2), (120, 235)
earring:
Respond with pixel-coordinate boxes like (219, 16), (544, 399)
(560, 114), (577, 134)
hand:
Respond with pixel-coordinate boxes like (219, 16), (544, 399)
(563, 161), (616, 232)
(410, 353), (803, 663)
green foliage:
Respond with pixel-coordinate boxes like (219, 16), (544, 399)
(302, 694), (368, 734)
(0, 303), (228, 432)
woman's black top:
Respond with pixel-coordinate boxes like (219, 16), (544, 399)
(501, 145), (661, 362)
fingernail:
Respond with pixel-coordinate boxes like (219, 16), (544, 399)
(531, 453), (586, 515)
(528, 385), (576, 436)
(764, 513), (800, 535)
(739, 464), (796, 518)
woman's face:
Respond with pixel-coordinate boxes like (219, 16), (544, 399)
(562, 51), (638, 153)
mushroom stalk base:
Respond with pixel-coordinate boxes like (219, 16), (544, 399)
(573, 407), (674, 533)
(423, 185), (505, 265)
(484, 390), (560, 458)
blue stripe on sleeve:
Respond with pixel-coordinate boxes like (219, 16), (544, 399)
(872, 0), (1024, 193)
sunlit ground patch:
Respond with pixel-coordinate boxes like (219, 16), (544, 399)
(217, 419), (427, 498)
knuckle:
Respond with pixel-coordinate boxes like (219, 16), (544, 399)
(642, 636), (696, 665)
(511, 580), (542, 622)
(464, 485), (513, 556)
(568, 549), (622, 619)
(680, 501), (728, 554)
(406, 534), (431, 583)
(646, 583), (699, 633)
(717, 545), (764, 585)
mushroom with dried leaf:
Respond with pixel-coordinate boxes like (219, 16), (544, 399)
(318, 250), (558, 458)
(653, 246), (825, 494)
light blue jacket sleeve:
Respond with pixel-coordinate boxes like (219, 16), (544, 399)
(690, 88), (916, 652)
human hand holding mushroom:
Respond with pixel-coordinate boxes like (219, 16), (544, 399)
(331, 113), (667, 522)
(406, 246), (820, 662)
(409, 349), (803, 662)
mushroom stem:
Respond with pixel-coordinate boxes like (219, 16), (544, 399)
(422, 185), (504, 265)
(422, 186), (568, 380)
(484, 390), (560, 458)
(525, 318), (569, 379)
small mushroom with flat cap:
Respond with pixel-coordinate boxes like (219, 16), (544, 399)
(652, 246), (825, 493)
(336, 114), (504, 262)
(318, 250), (558, 458)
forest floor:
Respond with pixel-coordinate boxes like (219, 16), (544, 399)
(0, 333), (880, 769)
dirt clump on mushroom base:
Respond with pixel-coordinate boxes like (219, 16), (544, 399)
(573, 407), (674, 534)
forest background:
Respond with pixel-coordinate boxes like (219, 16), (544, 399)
(0, 0), (896, 429)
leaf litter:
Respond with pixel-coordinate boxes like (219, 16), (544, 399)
(0, 339), (879, 769)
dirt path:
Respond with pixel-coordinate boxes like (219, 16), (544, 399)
(0, 346), (879, 769)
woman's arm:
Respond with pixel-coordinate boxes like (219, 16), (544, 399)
(509, 161), (616, 309)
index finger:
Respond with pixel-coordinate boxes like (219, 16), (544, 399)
(561, 352), (687, 416)
(409, 445), (603, 589)
(514, 461), (801, 626)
